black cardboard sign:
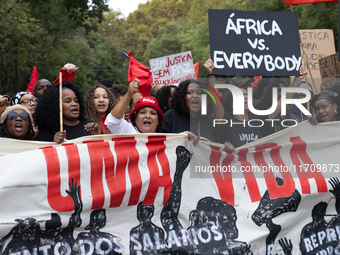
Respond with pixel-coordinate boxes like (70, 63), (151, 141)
(208, 9), (301, 76)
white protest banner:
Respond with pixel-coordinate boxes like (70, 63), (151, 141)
(0, 122), (340, 255)
(208, 9), (301, 76)
(149, 51), (196, 85)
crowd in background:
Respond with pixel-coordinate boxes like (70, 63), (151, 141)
(0, 59), (339, 151)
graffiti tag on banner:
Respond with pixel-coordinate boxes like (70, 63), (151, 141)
(149, 51), (196, 85)
(0, 122), (340, 254)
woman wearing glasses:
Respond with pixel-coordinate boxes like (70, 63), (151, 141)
(10, 91), (38, 115)
(0, 105), (35, 140)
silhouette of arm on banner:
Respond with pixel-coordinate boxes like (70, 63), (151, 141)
(161, 146), (192, 241)
(66, 179), (83, 228)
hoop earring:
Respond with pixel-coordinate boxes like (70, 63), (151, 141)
(335, 110), (338, 114)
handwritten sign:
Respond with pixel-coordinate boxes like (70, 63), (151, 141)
(318, 53), (340, 86)
(208, 9), (301, 76)
(149, 51), (196, 85)
(300, 29), (335, 92)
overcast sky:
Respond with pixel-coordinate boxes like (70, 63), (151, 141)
(107, 0), (149, 17)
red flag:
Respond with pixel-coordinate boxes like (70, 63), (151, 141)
(26, 66), (39, 93)
(251, 76), (262, 88)
(283, 0), (336, 4)
(52, 68), (77, 85)
(127, 51), (153, 97)
(194, 61), (200, 78)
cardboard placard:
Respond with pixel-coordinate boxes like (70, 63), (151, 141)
(318, 53), (340, 86)
(300, 29), (335, 92)
(149, 51), (196, 85)
(208, 9), (301, 76)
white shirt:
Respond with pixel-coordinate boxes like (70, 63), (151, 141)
(105, 114), (139, 134)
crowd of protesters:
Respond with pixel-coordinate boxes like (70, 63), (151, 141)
(0, 59), (339, 150)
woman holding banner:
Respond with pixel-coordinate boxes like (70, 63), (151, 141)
(35, 81), (102, 143)
(105, 78), (164, 134)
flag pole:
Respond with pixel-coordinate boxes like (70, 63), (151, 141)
(59, 72), (63, 132)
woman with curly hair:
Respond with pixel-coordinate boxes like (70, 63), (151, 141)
(35, 81), (102, 143)
(162, 79), (223, 142)
(0, 105), (35, 140)
(155, 85), (176, 114)
(84, 84), (115, 134)
(105, 79), (164, 134)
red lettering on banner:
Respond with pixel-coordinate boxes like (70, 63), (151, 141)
(254, 143), (295, 199)
(154, 69), (170, 79)
(238, 149), (262, 203)
(166, 54), (193, 67)
(290, 136), (327, 194)
(112, 137), (141, 206)
(86, 139), (141, 209)
(210, 146), (235, 206)
(86, 140), (110, 209)
(43, 144), (81, 212)
(144, 136), (172, 205)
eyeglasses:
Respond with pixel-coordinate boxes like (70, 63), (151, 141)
(20, 98), (38, 105)
(7, 112), (30, 121)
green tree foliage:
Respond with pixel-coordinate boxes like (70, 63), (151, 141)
(0, 0), (123, 93)
(0, 0), (46, 93)
(1, 0), (338, 93)
(143, 20), (186, 64)
(97, 9), (129, 83)
(121, 0), (193, 61)
(68, 30), (122, 93)
(22, 0), (109, 32)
